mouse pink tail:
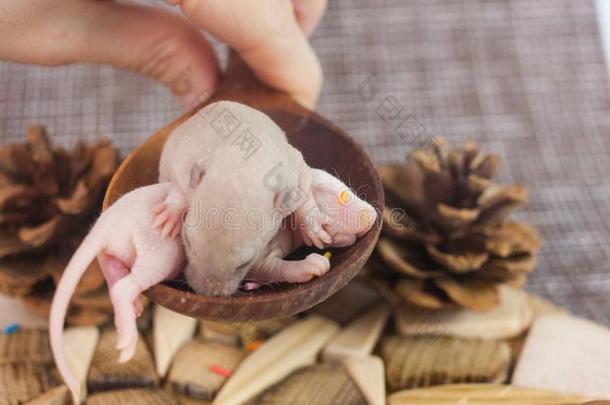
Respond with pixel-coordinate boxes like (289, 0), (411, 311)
(49, 226), (104, 400)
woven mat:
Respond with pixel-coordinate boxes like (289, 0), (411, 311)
(1, 0), (609, 325)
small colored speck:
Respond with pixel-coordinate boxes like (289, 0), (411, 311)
(210, 364), (232, 378)
(242, 282), (261, 291)
(338, 190), (350, 205)
(3, 322), (20, 335)
(246, 340), (264, 351)
(323, 251), (332, 260)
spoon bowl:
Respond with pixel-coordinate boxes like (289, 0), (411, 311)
(103, 53), (383, 321)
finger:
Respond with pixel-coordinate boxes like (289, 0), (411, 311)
(1, 1), (219, 107)
(318, 229), (332, 244)
(154, 212), (169, 229)
(172, 222), (182, 238)
(292, 0), (327, 36)
(153, 203), (167, 215)
(174, 0), (322, 108)
(162, 223), (173, 239)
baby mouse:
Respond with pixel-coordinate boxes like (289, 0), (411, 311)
(156, 101), (336, 296)
(49, 183), (185, 400)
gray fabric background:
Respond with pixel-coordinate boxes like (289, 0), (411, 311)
(1, 0), (609, 325)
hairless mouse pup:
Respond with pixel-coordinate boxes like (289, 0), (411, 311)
(49, 183), (185, 399)
(155, 101), (377, 296)
(246, 168), (378, 283)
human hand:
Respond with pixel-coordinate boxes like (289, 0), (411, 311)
(0, 0), (326, 108)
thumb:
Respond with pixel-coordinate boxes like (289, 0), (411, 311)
(1, 1), (219, 107)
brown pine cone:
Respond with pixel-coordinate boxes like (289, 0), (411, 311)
(368, 137), (541, 311)
(0, 126), (119, 325)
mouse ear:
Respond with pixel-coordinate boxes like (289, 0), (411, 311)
(189, 163), (205, 189)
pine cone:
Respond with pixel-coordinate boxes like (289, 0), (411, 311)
(369, 137), (541, 311)
(0, 126), (119, 325)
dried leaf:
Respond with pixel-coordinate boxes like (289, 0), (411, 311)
(394, 279), (451, 310)
(483, 254), (536, 274)
(434, 278), (499, 311)
(471, 153), (501, 179)
(461, 140), (481, 170)
(378, 238), (442, 279)
(55, 179), (90, 215)
(0, 256), (48, 296)
(477, 185), (528, 224)
(425, 244), (488, 273)
(430, 137), (449, 164)
(18, 216), (64, 247)
(436, 203), (480, 229)
(467, 174), (492, 194)
(481, 222), (542, 257)
(410, 149), (441, 173)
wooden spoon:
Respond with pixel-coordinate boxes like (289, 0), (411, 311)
(103, 52), (383, 322)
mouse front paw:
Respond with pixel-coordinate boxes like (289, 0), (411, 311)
(153, 188), (187, 239)
(290, 253), (331, 283)
(297, 204), (333, 249)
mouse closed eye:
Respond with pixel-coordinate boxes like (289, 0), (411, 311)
(237, 256), (255, 271)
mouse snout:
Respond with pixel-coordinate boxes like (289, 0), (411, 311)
(197, 279), (240, 297)
(184, 264), (241, 297)
(356, 205), (378, 237)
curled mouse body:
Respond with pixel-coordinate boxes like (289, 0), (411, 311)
(156, 101), (338, 296)
(49, 183), (185, 399)
(156, 101), (377, 295)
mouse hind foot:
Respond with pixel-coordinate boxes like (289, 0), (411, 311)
(109, 274), (142, 363)
(248, 253), (331, 283)
(99, 254), (144, 317)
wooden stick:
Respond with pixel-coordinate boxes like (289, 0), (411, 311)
(342, 356), (385, 405)
(153, 305), (197, 377)
(63, 326), (99, 404)
(212, 315), (339, 405)
(322, 302), (390, 362)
